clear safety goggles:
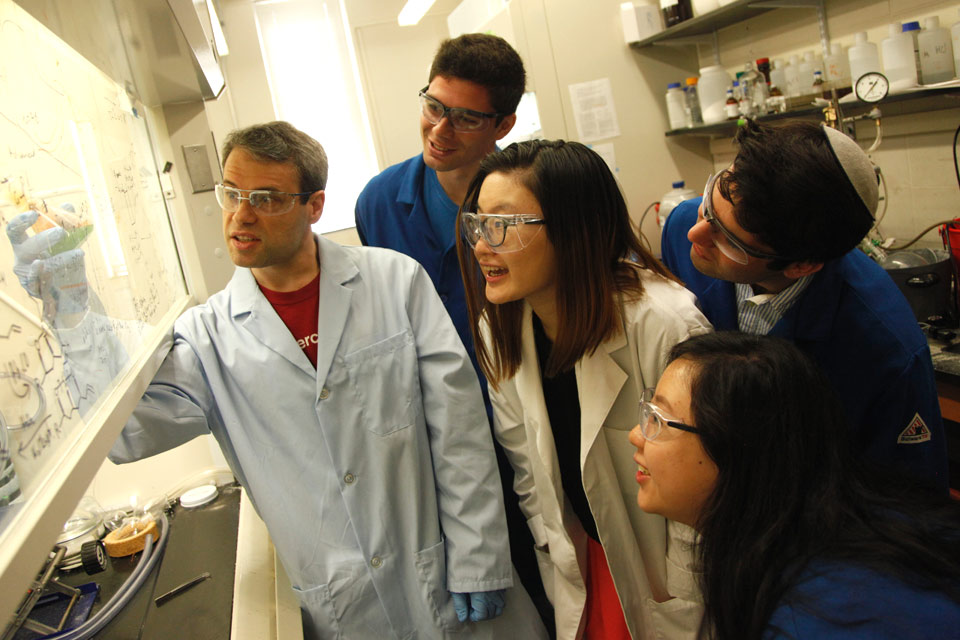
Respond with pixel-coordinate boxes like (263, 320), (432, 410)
(461, 212), (546, 253)
(638, 388), (701, 441)
(419, 88), (504, 132)
(699, 172), (788, 265)
(215, 183), (316, 216)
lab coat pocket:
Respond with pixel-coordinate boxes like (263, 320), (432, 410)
(646, 596), (703, 640)
(290, 583), (342, 639)
(343, 330), (421, 436)
(414, 538), (461, 632)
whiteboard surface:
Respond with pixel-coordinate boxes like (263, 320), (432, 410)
(0, 0), (190, 621)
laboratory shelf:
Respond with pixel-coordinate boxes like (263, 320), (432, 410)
(629, 0), (776, 48)
(665, 86), (960, 138)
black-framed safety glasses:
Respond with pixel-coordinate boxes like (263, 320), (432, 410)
(638, 388), (701, 441)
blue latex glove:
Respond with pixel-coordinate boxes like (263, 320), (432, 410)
(6, 210), (89, 322)
(450, 589), (506, 623)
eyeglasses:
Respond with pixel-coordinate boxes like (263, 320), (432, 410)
(700, 172), (788, 265)
(419, 88), (504, 132)
(638, 388), (700, 441)
(215, 184), (316, 216)
(461, 212), (546, 253)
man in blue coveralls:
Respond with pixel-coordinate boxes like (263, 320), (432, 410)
(660, 119), (949, 492)
(355, 34), (554, 629)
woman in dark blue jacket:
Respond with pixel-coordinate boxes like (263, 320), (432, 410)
(628, 331), (960, 639)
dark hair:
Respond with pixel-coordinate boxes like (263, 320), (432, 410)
(429, 34), (525, 116)
(667, 332), (960, 640)
(720, 119), (873, 265)
(221, 121), (328, 198)
(456, 139), (675, 385)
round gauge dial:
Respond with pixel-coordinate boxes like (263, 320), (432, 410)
(854, 72), (889, 103)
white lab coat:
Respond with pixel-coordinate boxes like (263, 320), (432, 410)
(111, 236), (547, 640)
(485, 270), (712, 640)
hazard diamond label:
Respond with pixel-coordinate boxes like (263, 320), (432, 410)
(897, 413), (932, 444)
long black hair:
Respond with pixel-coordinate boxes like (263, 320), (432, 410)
(668, 332), (960, 639)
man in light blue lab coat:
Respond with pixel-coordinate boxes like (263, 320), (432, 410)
(660, 119), (948, 493)
(107, 121), (548, 639)
(355, 35), (554, 630)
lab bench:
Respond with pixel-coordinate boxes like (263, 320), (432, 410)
(35, 484), (241, 640)
(928, 338), (960, 492)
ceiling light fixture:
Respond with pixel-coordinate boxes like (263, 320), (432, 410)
(398, 0), (437, 26)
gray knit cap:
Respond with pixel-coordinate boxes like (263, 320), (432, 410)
(821, 124), (878, 218)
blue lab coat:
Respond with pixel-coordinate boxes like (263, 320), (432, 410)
(766, 561), (960, 638)
(661, 199), (948, 491)
(111, 236), (547, 639)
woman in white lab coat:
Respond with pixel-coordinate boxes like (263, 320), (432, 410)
(456, 139), (711, 640)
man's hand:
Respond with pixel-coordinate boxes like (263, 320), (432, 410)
(450, 589), (506, 622)
(6, 210), (89, 322)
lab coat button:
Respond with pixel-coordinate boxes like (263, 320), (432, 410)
(319, 388), (330, 400)
(370, 556), (383, 568)
(344, 472), (355, 484)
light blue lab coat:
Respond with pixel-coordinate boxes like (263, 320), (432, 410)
(110, 236), (546, 639)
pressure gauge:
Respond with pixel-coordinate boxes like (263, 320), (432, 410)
(854, 72), (889, 103)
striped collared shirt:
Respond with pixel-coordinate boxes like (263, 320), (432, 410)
(735, 276), (813, 334)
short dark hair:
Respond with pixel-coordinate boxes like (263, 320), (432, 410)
(457, 139), (674, 384)
(221, 121), (328, 197)
(429, 34), (525, 116)
(667, 332), (960, 639)
(720, 119), (873, 264)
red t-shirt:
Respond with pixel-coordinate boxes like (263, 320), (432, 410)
(259, 272), (321, 368)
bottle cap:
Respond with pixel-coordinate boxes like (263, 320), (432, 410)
(925, 17), (940, 29)
(902, 21), (920, 32)
(755, 57), (770, 65)
(855, 31), (868, 44)
(672, 181), (685, 188)
(667, 82), (682, 89)
(181, 485), (218, 508)
(685, 77), (698, 85)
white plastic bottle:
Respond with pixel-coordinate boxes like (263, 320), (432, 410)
(848, 32), (881, 87)
(882, 22), (919, 90)
(665, 82), (687, 130)
(769, 58), (788, 93)
(797, 52), (815, 93)
(952, 9), (960, 80)
(902, 21), (923, 84)
(658, 181), (699, 228)
(784, 54), (801, 97)
(919, 16), (954, 84)
(698, 65), (733, 124)
(824, 43), (851, 89)
(691, 0), (719, 17)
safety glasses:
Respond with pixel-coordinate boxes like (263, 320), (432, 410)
(461, 212), (546, 253)
(215, 184), (316, 216)
(419, 88), (504, 132)
(700, 173), (787, 265)
(638, 388), (701, 441)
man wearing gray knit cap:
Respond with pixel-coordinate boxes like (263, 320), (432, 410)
(661, 119), (948, 493)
